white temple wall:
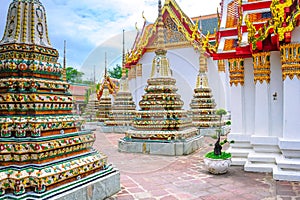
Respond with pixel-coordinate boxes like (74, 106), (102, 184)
(244, 58), (255, 135)
(269, 51), (283, 137)
(129, 47), (227, 110)
(207, 58), (227, 110)
(167, 48), (199, 110)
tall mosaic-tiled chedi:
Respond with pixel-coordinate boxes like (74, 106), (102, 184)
(0, 0), (120, 199)
(119, 0), (201, 156)
(190, 55), (219, 128)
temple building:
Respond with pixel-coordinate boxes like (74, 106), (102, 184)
(203, 0), (300, 181)
(0, 0), (120, 198)
(119, 0), (202, 156)
(125, 0), (223, 111)
(104, 31), (136, 133)
(189, 52), (220, 130)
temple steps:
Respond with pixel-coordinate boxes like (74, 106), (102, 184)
(273, 167), (300, 181)
(244, 161), (276, 173)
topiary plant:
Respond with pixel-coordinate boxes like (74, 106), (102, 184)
(205, 108), (234, 159)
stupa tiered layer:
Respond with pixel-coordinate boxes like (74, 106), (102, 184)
(0, 0), (120, 199)
(190, 56), (219, 129)
(82, 92), (100, 122)
(104, 68), (136, 133)
(119, 0), (202, 156)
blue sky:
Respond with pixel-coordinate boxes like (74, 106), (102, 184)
(0, 0), (220, 80)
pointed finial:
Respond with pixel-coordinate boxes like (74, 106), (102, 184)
(62, 40), (67, 81)
(135, 22), (139, 32)
(122, 29), (125, 68)
(63, 40), (66, 69)
(105, 52), (107, 77)
(142, 11), (146, 22)
(156, 0), (166, 54)
(122, 30), (127, 78)
(93, 65), (96, 84)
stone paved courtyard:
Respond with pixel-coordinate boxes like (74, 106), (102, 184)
(93, 128), (300, 200)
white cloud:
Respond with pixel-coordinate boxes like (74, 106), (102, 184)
(0, 0), (221, 73)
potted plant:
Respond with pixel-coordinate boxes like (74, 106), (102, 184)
(204, 108), (234, 174)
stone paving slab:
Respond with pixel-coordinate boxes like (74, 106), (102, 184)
(93, 131), (300, 200)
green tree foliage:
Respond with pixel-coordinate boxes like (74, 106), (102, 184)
(108, 64), (122, 79)
(66, 67), (85, 83)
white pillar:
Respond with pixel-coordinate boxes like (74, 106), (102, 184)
(244, 58), (255, 135)
(230, 85), (244, 133)
(270, 51), (283, 137)
(283, 78), (300, 140)
(254, 83), (270, 136)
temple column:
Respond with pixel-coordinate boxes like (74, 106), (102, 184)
(135, 64), (143, 109)
(245, 52), (281, 173)
(227, 58), (252, 165)
(274, 43), (300, 181)
(217, 59), (231, 112)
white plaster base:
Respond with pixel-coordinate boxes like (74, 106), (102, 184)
(198, 126), (231, 136)
(1, 166), (120, 200)
(82, 122), (98, 130)
(118, 135), (204, 156)
(100, 126), (132, 134)
(228, 134), (300, 181)
(273, 139), (300, 181)
(227, 133), (253, 165)
(244, 136), (281, 173)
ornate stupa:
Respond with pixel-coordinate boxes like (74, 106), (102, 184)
(0, 1), (120, 199)
(104, 31), (136, 132)
(82, 92), (99, 121)
(119, 0), (201, 156)
(190, 54), (220, 129)
(97, 56), (114, 123)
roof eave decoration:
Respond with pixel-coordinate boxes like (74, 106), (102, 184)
(204, 0), (300, 60)
(125, 0), (202, 67)
(247, 0), (299, 51)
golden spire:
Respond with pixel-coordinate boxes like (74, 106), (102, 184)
(150, 0), (172, 78)
(196, 55), (209, 89)
(120, 30), (129, 92)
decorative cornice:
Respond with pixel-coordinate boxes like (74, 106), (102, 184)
(253, 52), (271, 84)
(228, 58), (244, 86)
(280, 43), (300, 80)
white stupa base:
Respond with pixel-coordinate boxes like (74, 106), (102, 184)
(101, 126), (132, 133)
(118, 134), (203, 156)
